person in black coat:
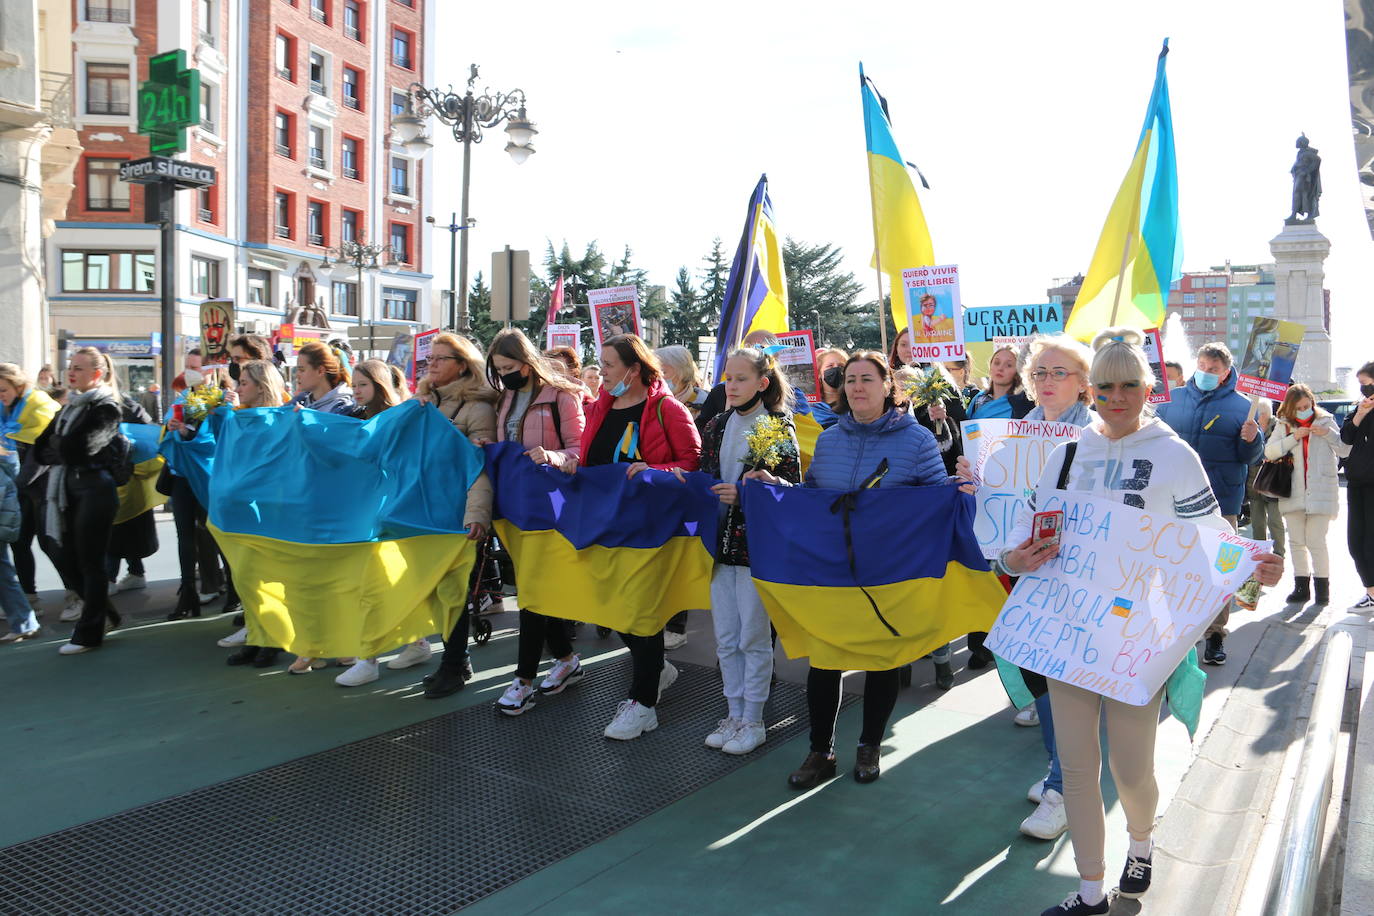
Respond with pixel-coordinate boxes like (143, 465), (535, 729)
(105, 392), (157, 596)
(1342, 361), (1374, 608)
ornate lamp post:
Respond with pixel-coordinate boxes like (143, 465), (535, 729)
(320, 238), (400, 325)
(392, 64), (537, 334)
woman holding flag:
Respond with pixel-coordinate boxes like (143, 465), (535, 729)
(0, 363), (60, 608)
(580, 334), (701, 740)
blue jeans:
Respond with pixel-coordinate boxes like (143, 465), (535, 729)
(0, 543), (38, 636)
(931, 642), (951, 663)
(1037, 692), (1063, 795)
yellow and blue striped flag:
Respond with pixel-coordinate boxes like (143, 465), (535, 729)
(112, 423), (166, 525)
(0, 387), (58, 446)
(714, 174), (789, 380)
(1064, 40), (1181, 340)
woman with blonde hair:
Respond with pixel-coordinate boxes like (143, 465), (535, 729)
(1265, 382), (1349, 605)
(657, 345), (710, 419)
(0, 362), (62, 609)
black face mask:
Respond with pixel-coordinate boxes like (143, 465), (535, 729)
(823, 366), (844, 390)
(1362, 383), (1374, 398)
(500, 369), (527, 391)
(228, 361), (241, 382)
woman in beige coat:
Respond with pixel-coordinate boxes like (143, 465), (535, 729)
(1264, 383), (1351, 605)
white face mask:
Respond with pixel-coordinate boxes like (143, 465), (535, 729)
(608, 366), (635, 397)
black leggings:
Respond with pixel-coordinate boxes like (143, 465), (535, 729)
(1349, 484), (1374, 588)
(13, 487), (37, 593)
(621, 630), (665, 707)
(807, 666), (900, 753)
(61, 471), (121, 647)
(515, 609), (574, 680)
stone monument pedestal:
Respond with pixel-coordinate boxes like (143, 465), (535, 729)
(1269, 222), (1336, 393)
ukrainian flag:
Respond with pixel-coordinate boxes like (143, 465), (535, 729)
(1064, 40), (1180, 340)
(486, 442), (718, 636)
(156, 404), (229, 505)
(0, 387), (59, 446)
(861, 64), (935, 333)
(713, 174), (789, 381)
(113, 423), (167, 525)
(206, 400), (481, 658)
(741, 479), (1006, 670)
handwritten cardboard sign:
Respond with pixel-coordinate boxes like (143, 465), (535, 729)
(986, 491), (1269, 706)
(902, 264), (965, 361)
(962, 417), (1083, 558)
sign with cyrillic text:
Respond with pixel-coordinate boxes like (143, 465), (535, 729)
(962, 417), (1083, 558)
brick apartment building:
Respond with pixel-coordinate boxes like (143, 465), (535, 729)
(48, 0), (435, 391)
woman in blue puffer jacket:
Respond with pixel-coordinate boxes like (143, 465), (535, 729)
(748, 351), (949, 788)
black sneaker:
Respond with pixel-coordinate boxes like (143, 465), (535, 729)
(1206, 633), (1226, 665)
(424, 667), (467, 699)
(1119, 853), (1152, 898)
(1040, 892), (1110, 916)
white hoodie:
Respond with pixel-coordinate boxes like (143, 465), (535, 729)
(997, 417), (1229, 573)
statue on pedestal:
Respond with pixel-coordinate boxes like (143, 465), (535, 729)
(1286, 134), (1322, 224)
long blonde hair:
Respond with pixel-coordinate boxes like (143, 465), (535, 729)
(238, 360), (288, 407)
(71, 346), (116, 394)
(353, 358), (408, 418)
(0, 363), (30, 399)
(655, 345), (701, 402)
(416, 333), (498, 404)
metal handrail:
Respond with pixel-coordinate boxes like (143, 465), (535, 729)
(1264, 629), (1354, 916)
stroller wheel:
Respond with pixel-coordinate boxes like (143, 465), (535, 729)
(473, 617), (493, 646)
(596, 625), (612, 639)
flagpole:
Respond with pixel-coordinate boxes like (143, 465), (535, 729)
(1108, 190), (1142, 326)
(865, 155), (890, 357)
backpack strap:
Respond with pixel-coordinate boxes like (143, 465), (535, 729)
(1056, 441), (1078, 491)
(549, 396), (564, 448)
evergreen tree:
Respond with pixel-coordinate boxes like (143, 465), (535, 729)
(660, 265), (714, 348)
(698, 237), (730, 336)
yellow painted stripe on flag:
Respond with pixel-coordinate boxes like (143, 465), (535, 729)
(868, 151), (935, 333)
(794, 410), (822, 476)
(113, 456), (167, 525)
(745, 207), (791, 334)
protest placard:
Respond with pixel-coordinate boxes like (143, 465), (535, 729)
(903, 264), (965, 361)
(200, 299), (233, 367)
(589, 285), (641, 349)
(964, 304), (1064, 344)
(775, 329), (820, 402)
(546, 324), (581, 351)
(986, 491), (1269, 706)
(411, 328), (439, 391)
(962, 417), (1083, 558)
(1236, 317), (1305, 400)
(1142, 327), (1171, 404)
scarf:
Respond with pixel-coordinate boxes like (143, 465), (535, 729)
(45, 387), (116, 545)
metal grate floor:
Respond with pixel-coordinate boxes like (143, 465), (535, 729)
(0, 658), (831, 915)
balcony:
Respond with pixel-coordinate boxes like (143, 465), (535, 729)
(345, 25), (360, 41)
(198, 208), (213, 222)
(199, 30), (217, 48)
(275, 224), (291, 239)
(309, 152), (326, 169)
(390, 183), (410, 197)
(86, 4), (131, 23)
(310, 80), (325, 96)
(87, 197), (130, 211)
(40, 72), (74, 129)
(308, 232), (324, 245)
(86, 99), (130, 116)
(343, 165), (359, 180)
(393, 55), (412, 70)
(277, 67), (293, 80)
(343, 94), (360, 110)
(200, 118), (217, 133)
(275, 142), (292, 157)
(310, 5), (327, 22)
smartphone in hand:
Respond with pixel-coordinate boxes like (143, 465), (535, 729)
(1032, 509), (1064, 547)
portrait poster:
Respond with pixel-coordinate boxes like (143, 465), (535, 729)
(589, 285), (641, 350)
(1236, 318), (1305, 401)
(411, 328), (439, 392)
(902, 264), (965, 361)
(1142, 328), (1171, 404)
(774, 330), (820, 402)
(546, 324), (581, 352)
(199, 299), (233, 367)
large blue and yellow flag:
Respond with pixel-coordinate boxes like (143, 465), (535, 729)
(1064, 40), (1180, 340)
(207, 400), (482, 658)
(861, 64), (935, 334)
(713, 174), (789, 380)
(486, 442), (717, 636)
(0, 387), (59, 446)
(741, 479), (1006, 670)
(113, 423), (167, 525)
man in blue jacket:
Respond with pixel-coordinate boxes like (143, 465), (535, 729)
(1157, 342), (1263, 666)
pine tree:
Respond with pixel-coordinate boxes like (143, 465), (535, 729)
(660, 265), (714, 348)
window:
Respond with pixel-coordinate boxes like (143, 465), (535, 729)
(342, 67), (362, 109)
(85, 158), (129, 210)
(275, 110), (294, 157)
(341, 208), (360, 242)
(199, 82), (217, 133)
(308, 125), (326, 169)
(389, 222), (410, 263)
(307, 201), (327, 246)
(341, 137), (360, 179)
(389, 157), (410, 196)
(309, 51), (327, 95)
(85, 63), (130, 115)
(343, 0), (363, 40)
(275, 33), (295, 80)
(1182, 293), (1196, 304)
(332, 281), (359, 316)
(390, 90), (410, 117)
(382, 287), (417, 321)
(86, 0), (131, 23)
(199, 0), (217, 46)
(392, 29), (413, 69)
(192, 256), (221, 297)
(197, 185), (215, 223)
(61, 250), (156, 293)
(310, 0), (328, 22)
(274, 191), (293, 238)
(247, 269), (272, 306)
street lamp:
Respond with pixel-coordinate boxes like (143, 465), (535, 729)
(398, 63), (537, 334)
(425, 213), (476, 330)
(810, 309), (823, 346)
(320, 239), (399, 325)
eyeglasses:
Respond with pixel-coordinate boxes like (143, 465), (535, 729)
(1093, 381), (1143, 393)
(1031, 369), (1078, 382)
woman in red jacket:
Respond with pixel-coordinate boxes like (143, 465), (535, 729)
(581, 334), (702, 740)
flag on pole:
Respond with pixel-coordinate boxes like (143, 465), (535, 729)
(861, 64), (935, 334)
(713, 174), (789, 381)
(544, 272), (565, 333)
(1064, 40), (1180, 341)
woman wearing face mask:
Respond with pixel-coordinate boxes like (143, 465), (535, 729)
(997, 328), (1283, 916)
(749, 352), (949, 786)
(1343, 363), (1374, 608)
(1263, 383), (1348, 606)
(291, 342), (356, 415)
(812, 348), (848, 429)
(484, 329), (588, 713)
(580, 334), (702, 740)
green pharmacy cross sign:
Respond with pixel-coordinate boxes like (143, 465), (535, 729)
(137, 50), (200, 154)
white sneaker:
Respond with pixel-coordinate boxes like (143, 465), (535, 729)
(58, 642), (94, 655)
(1352, 594), (1374, 609)
(722, 720), (767, 755)
(387, 639), (432, 670)
(1019, 788), (1068, 839)
(604, 700), (657, 740)
(197, 591), (220, 604)
(217, 627), (248, 648)
(59, 596), (83, 622)
(539, 655), (583, 694)
(658, 661), (678, 699)
(1014, 704), (1040, 727)
(663, 630), (688, 651)
(496, 678), (536, 716)
(704, 717), (742, 749)
(335, 659), (380, 687)
(1028, 778), (1046, 804)
(116, 574), (146, 592)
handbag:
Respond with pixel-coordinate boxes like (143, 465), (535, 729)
(1254, 455), (1293, 500)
